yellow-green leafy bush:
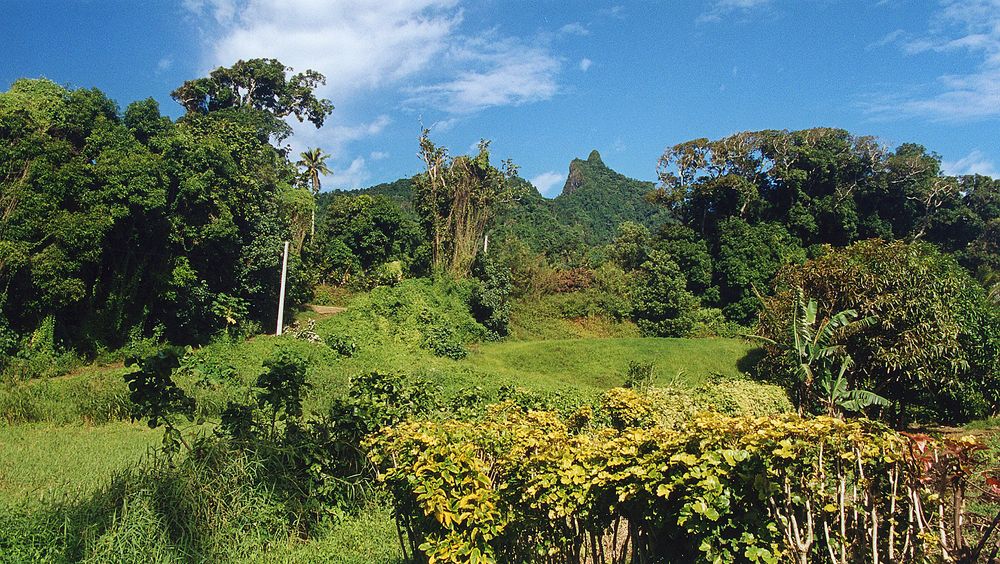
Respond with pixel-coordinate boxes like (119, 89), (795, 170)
(370, 402), (982, 563)
(604, 378), (793, 431)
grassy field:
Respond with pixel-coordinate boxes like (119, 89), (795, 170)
(0, 282), (764, 561)
(0, 333), (756, 557)
(1, 333), (755, 426)
(463, 337), (755, 392)
(0, 421), (158, 504)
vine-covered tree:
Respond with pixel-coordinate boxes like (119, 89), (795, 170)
(414, 131), (520, 277)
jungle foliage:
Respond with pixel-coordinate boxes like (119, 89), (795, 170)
(0, 59), (332, 368)
(759, 239), (1000, 423)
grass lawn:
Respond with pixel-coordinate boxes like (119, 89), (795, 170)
(0, 421), (158, 504)
(460, 337), (756, 392)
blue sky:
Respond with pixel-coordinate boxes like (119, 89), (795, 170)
(3, 0), (998, 196)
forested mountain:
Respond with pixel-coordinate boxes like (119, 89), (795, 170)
(548, 150), (670, 245)
(320, 149), (670, 262)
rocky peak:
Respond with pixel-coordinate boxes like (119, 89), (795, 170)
(560, 149), (604, 196)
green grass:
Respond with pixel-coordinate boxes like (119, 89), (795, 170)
(0, 427), (402, 563)
(258, 504), (403, 563)
(0, 422), (165, 504)
(0, 281), (763, 562)
(427, 337), (756, 394)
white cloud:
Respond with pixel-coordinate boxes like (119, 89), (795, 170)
(430, 117), (461, 132)
(288, 114), (391, 162)
(183, 0), (237, 24)
(559, 22), (589, 36)
(530, 171), (565, 197)
(404, 35), (560, 114)
(370, 150), (389, 161)
(942, 149), (999, 177)
(332, 157), (371, 189)
(868, 0), (1000, 121)
(187, 1), (562, 114)
(191, 0), (463, 103)
(329, 115), (392, 145)
(156, 56), (173, 73)
(867, 29), (905, 50)
(698, 0), (772, 23)
(579, 58), (593, 71)
(598, 5), (625, 19)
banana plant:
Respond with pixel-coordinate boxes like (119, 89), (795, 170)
(818, 355), (889, 417)
(754, 288), (886, 417)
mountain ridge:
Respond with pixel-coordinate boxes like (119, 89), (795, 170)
(320, 149), (670, 252)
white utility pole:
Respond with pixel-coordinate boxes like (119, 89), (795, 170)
(276, 240), (290, 335)
(483, 233), (489, 255)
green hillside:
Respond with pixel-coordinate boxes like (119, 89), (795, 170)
(320, 150), (671, 256)
(549, 150), (671, 244)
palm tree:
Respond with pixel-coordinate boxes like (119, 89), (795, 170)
(296, 148), (331, 238)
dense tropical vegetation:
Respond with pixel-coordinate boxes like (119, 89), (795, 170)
(1, 58), (999, 563)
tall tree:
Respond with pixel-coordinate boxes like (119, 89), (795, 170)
(297, 147), (331, 238)
(171, 58), (333, 142)
(414, 131), (520, 277)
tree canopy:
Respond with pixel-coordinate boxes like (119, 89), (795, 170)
(1, 60), (333, 356)
(171, 58), (333, 142)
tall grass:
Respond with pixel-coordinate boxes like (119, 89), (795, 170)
(0, 440), (401, 563)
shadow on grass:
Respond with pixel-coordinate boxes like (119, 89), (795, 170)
(736, 346), (766, 376)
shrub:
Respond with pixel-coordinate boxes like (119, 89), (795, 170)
(550, 267), (596, 293)
(686, 307), (743, 338)
(604, 377), (792, 431)
(324, 334), (357, 357)
(371, 406), (991, 563)
(689, 375), (793, 418)
(760, 239), (1000, 423)
(369, 260), (404, 288)
(422, 325), (469, 359)
(1, 316), (79, 381)
(601, 387), (657, 430)
(631, 249), (700, 337)
(470, 254), (513, 340)
(316, 278), (486, 354)
(311, 284), (352, 306)
(622, 361), (655, 391)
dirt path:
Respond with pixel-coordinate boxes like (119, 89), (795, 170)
(306, 304), (347, 315)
